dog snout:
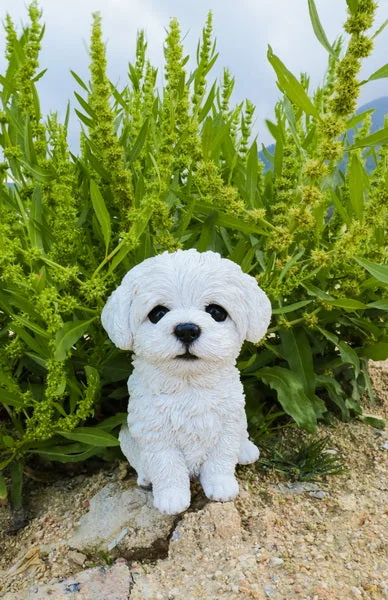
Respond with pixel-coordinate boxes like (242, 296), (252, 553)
(174, 323), (201, 344)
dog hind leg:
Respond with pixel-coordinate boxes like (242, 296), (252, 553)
(238, 437), (260, 464)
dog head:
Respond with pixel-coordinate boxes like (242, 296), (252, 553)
(101, 249), (271, 373)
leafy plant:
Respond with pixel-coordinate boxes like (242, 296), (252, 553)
(0, 0), (387, 504)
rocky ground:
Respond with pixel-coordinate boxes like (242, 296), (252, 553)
(0, 361), (387, 600)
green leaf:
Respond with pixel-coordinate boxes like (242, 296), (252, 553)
(316, 375), (350, 421)
(325, 298), (367, 310)
(33, 443), (101, 463)
(283, 96), (302, 149)
(256, 366), (317, 432)
(11, 322), (48, 356)
(74, 109), (94, 128)
(360, 342), (388, 361)
(318, 327), (360, 377)
(265, 119), (281, 141)
(12, 315), (50, 338)
(346, 109), (375, 130)
(90, 179), (111, 253)
(348, 153), (366, 218)
(362, 63), (388, 83)
(74, 92), (96, 117)
(272, 300), (313, 314)
(302, 282), (334, 300)
(267, 46), (318, 117)
(2, 435), (15, 448)
(273, 128), (284, 177)
(346, 0), (359, 15)
(367, 300), (388, 310)
(71, 70), (89, 92)
(198, 81), (217, 122)
(307, 0), (335, 56)
(32, 68), (48, 83)
(372, 18), (388, 40)
(95, 413), (127, 430)
(58, 427), (120, 447)
(128, 118), (149, 163)
(278, 249), (305, 283)
(358, 415), (385, 430)
(54, 317), (97, 361)
(28, 185), (44, 250)
(195, 204), (270, 235)
(347, 126), (388, 150)
(0, 474), (7, 500)
(103, 355), (132, 382)
(355, 257), (388, 284)
(245, 140), (259, 208)
(19, 161), (57, 182)
(280, 328), (315, 397)
(0, 388), (25, 408)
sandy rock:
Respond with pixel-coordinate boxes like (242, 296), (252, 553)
(3, 563), (131, 600)
(67, 482), (175, 558)
(131, 502), (246, 599)
(169, 501), (242, 557)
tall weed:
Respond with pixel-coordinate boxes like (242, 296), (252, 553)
(0, 1), (387, 500)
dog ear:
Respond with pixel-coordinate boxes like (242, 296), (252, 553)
(241, 274), (272, 343)
(101, 273), (134, 350)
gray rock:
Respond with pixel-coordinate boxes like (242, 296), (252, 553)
(273, 482), (326, 495)
(67, 482), (175, 558)
(269, 556), (284, 567)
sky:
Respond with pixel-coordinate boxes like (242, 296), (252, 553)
(0, 0), (387, 148)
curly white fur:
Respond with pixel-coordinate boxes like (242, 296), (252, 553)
(101, 249), (271, 514)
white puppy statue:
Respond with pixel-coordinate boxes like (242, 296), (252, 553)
(101, 249), (271, 514)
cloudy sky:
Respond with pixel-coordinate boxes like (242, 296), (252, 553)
(0, 0), (387, 147)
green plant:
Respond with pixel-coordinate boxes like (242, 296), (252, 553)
(0, 1), (387, 504)
(258, 436), (346, 481)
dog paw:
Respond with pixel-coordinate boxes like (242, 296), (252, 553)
(202, 475), (239, 502)
(153, 488), (191, 515)
(238, 439), (260, 465)
(137, 474), (152, 488)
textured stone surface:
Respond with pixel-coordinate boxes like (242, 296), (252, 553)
(4, 563), (131, 600)
(67, 482), (175, 558)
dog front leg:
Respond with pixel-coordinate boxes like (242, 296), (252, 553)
(200, 433), (240, 502)
(145, 448), (191, 515)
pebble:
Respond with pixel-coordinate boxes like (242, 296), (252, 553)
(270, 557), (284, 567)
(309, 490), (328, 500)
(264, 583), (276, 597)
(67, 550), (86, 567)
(350, 586), (362, 597)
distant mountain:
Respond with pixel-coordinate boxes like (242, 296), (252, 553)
(357, 96), (388, 133)
(259, 96), (388, 172)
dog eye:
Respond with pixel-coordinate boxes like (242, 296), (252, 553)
(205, 304), (228, 322)
(148, 305), (170, 324)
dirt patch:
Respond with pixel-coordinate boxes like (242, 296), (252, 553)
(1, 362), (387, 599)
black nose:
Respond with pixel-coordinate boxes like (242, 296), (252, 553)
(174, 323), (201, 344)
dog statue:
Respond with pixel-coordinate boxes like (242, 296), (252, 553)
(101, 249), (271, 514)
